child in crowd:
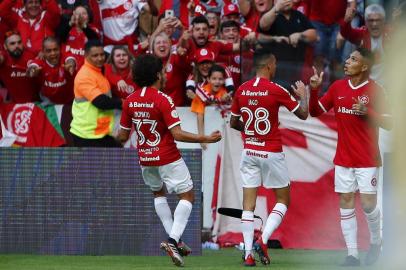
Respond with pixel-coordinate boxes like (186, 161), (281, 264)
(191, 64), (231, 150)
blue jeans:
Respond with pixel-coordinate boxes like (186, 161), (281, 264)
(311, 21), (342, 63)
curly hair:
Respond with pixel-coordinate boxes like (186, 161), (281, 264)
(132, 54), (163, 87)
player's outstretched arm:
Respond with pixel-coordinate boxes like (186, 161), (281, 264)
(170, 125), (222, 143)
(291, 81), (308, 120)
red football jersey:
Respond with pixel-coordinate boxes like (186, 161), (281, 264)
(104, 64), (138, 99)
(30, 58), (75, 104)
(311, 79), (385, 167)
(63, 26), (100, 69)
(187, 39), (233, 63)
(120, 86), (182, 166)
(0, 50), (40, 103)
(162, 52), (191, 106)
(231, 77), (299, 152)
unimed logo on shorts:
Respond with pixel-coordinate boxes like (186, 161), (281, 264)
(371, 177), (377, 187)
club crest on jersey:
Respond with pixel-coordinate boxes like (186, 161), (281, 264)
(200, 49), (208, 56)
(358, 95), (369, 105)
(166, 63), (173, 73)
(234, 55), (240, 64)
(371, 177), (377, 187)
(67, 0), (76, 5)
(124, 2), (133, 10)
(171, 110), (179, 118)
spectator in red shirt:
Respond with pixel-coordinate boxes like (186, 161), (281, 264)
(238, 0), (273, 31)
(0, 30), (40, 103)
(179, 15), (239, 64)
(150, 31), (191, 106)
(340, 3), (388, 84)
(26, 37), (76, 105)
(56, 4), (100, 69)
(105, 45), (137, 99)
(0, 0), (61, 56)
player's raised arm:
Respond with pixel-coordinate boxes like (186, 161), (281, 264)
(309, 66), (326, 117)
(291, 81), (308, 120)
(170, 125), (222, 143)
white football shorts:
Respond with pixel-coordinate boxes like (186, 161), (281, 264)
(334, 165), (379, 194)
(240, 149), (290, 188)
(141, 158), (193, 194)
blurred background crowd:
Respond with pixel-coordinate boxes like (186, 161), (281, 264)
(0, 0), (404, 146)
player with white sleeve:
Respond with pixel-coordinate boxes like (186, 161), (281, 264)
(309, 47), (392, 266)
(117, 54), (221, 267)
(230, 50), (308, 266)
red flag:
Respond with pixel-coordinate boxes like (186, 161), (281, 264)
(0, 103), (65, 147)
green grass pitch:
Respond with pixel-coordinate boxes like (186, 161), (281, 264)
(0, 249), (381, 270)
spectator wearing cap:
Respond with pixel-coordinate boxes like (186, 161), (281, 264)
(0, 31), (40, 103)
(186, 47), (234, 102)
(26, 36), (76, 105)
(0, 0), (61, 56)
(259, 0), (317, 89)
(191, 64), (230, 150)
(222, 3), (254, 38)
(238, 0), (273, 31)
(340, 3), (389, 83)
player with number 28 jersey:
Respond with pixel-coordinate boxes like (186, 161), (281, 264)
(231, 77), (300, 152)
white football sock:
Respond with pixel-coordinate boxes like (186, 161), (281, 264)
(169, 199), (193, 243)
(262, 203), (287, 243)
(241, 210), (254, 259)
(340, 208), (358, 258)
(364, 207), (381, 245)
(154, 197), (173, 236)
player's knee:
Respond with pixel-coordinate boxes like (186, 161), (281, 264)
(360, 196), (377, 213)
(340, 193), (355, 208)
(177, 190), (194, 203)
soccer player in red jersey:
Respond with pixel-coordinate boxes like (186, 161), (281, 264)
(27, 37), (76, 104)
(117, 54), (221, 267)
(309, 47), (392, 266)
(230, 50), (308, 266)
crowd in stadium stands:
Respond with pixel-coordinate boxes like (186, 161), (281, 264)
(0, 0), (405, 146)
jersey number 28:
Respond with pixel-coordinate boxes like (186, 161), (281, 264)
(240, 107), (271, 136)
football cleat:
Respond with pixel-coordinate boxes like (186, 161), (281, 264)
(244, 254), (256, 267)
(160, 241), (184, 267)
(339, 255), (360, 267)
(177, 240), (192, 257)
(253, 238), (270, 265)
(365, 243), (381, 266)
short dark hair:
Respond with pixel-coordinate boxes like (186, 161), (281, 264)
(191, 15), (209, 27)
(208, 64), (226, 78)
(84, 39), (103, 54)
(356, 47), (375, 67)
(220, 20), (240, 32)
(253, 48), (275, 69)
(42, 36), (59, 49)
(132, 54), (163, 87)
